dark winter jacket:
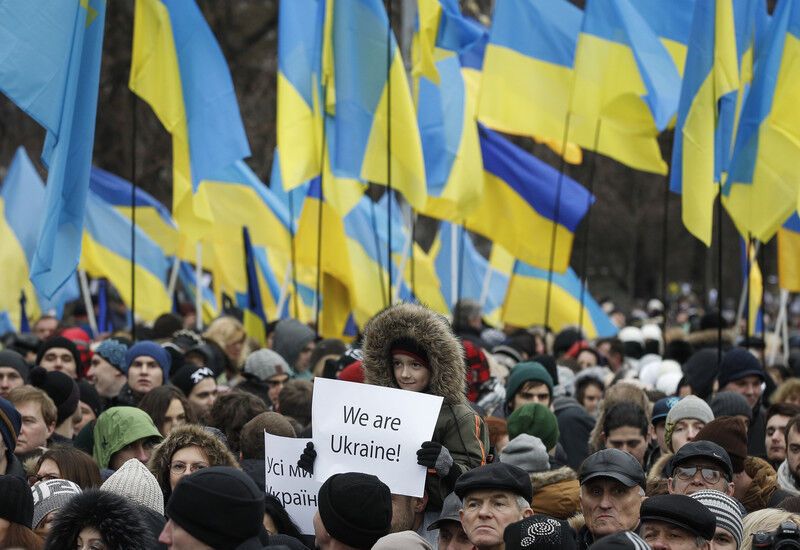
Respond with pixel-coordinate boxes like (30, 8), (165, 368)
(45, 490), (151, 550)
(748, 403), (768, 459)
(241, 458), (266, 491)
(4, 452), (26, 481)
(553, 396), (595, 471)
(362, 303), (489, 509)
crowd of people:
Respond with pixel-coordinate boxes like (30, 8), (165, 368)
(0, 297), (799, 549)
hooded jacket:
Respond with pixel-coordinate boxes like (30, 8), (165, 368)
(45, 490), (152, 550)
(552, 397), (595, 471)
(740, 456), (794, 513)
(272, 319), (315, 374)
(93, 407), (162, 470)
(530, 466), (581, 519)
(362, 303), (488, 508)
(147, 424), (240, 501)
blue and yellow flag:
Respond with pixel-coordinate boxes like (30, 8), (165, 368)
(502, 262), (618, 339)
(778, 213), (800, 292)
(177, 261), (218, 325)
(80, 190), (171, 322)
(740, 238), (763, 337)
(630, 0), (696, 76)
(327, 0), (427, 209)
(0, 148), (79, 329)
(670, 0), (740, 246)
(722, 0), (800, 243)
(240, 228), (268, 344)
(130, 0), (250, 240)
(0, 0), (107, 298)
(465, 126), (593, 273)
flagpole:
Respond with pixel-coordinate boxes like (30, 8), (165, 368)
(457, 221), (467, 304)
(315, 81), (331, 336)
(479, 257), (493, 309)
(578, 120), (602, 336)
(450, 223), (459, 309)
(716, 189), (723, 364)
(195, 242), (203, 331)
(369, 198), (389, 306)
(166, 257), (180, 300)
(287, 186), (300, 319)
(386, 0), (394, 306)
(78, 270), (99, 337)
(392, 226), (412, 303)
(770, 288), (788, 366)
(130, 94), (137, 334)
(661, 174), (670, 332)
(276, 262), (293, 319)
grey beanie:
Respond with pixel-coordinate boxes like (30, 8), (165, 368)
(665, 395), (714, 451)
(31, 478), (82, 529)
(244, 349), (292, 381)
(500, 434), (550, 474)
(100, 458), (164, 516)
(710, 391), (753, 421)
(271, 319), (315, 370)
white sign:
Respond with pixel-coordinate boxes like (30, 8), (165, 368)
(311, 377), (443, 497)
(264, 434), (322, 535)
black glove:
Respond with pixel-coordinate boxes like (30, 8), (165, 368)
(416, 441), (454, 477)
(298, 441), (317, 474)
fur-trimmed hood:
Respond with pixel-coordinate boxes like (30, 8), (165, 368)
(686, 328), (735, 349)
(531, 465), (578, 490)
(147, 424), (240, 499)
(362, 303), (467, 405)
(646, 451), (673, 496)
(45, 490), (151, 550)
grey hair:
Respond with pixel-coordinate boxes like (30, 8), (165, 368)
(694, 537), (709, 549)
(516, 495), (531, 511)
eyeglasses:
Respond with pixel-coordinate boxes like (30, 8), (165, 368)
(28, 473), (58, 486)
(169, 461), (209, 475)
(674, 466), (723, 483)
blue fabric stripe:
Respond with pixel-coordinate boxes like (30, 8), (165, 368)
(89, 167), (175, 227)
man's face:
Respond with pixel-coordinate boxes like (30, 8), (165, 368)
(671, 419), (707, 452)
(158, 519), (214, 550)
(655, 422), (668, 453)
(605, 426), (648, 466)
(579, 478), (643, 538)
(34, 318), (58, 341)
(188, 378), (217, 414)
(267, 374), (289, 409)
(581, 384), (603, 415)
(667, 458), (733, 496)
(0, 367), (24, 398)
(710, 527), (737, 550)
(767, 414), (792, 463)
(295, 341), (315, 373)
(109, 437), (159, 470)
(14, 400), (54, 454)
(459, 489), (531, 549)
(511, 381), (551, 411)
(127, 356), (164, 394)
(786, 425), (800, 483)
(391, 494), (422, 533)
(438, 520), (477, 550)
(640, 520), (707, 550)
(39, 347), (77, 378)
(313, 511), (333, 550)
(722, 375), (763, 409)
(87, 354), (125, 398)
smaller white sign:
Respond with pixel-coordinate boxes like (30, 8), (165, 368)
(311, 377), (444, 497)
(264, 434), (322, 535)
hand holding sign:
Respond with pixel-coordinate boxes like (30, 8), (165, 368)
(311, 378), (443, 497)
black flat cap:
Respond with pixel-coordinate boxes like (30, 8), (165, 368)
(668, 440), (733, 481)
(579, 449), (645, 489)
(589, 531), (650, 550)
(454, 462), (533, 503)
(640, 494), (716, 541)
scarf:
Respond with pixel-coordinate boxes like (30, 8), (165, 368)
(777, 460), (800, 496)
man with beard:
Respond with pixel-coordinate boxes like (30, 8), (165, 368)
(777, 414), (800, 496)
(766, 403), (800, 470)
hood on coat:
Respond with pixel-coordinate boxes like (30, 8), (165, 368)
(362, 303), (467, 405)
(646, 451), (673, 496)
(530, 465), (578, 490)
(147, 424), (239, 498)
(272, 319), (315, 370)
(45, 490), (151, 550)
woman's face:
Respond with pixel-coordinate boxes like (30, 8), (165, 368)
(169, 445), (210, 490)
(225, 334), (246, 363)
(37, 458), (61, 481)
(161, 399), (187, 436)
(581, 384), (603, 414)
(77, 526), (106, 550)
(36, 511), (56, 536)
(577, 350), (598, 369)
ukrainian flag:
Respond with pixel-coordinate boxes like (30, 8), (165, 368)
(502, 262), (617, 339)
(722, 0), (800, 243)
(631, 0), (696, 76)
(130, 0), (250, 240)
(740, 239), (763, 337)
(327, 0), (427, 209)
(80, 190), (171, 322)
(778, 214), (800, 292)
(465, 126), (593, 273)
(670, 0), (740, 247)
(0, 148), (79, 329)
(569, 0), (680, 175)
(177, 261), (218, 325)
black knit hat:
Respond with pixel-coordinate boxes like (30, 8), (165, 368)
(455, 461), (533, 503)
(77, 380), (102, 418)
(0, 350), (29, 382)
(681, 349), (720, 400)
(710, 391), (753, 421)
(640, 494), (716, 540)
(167, 466), (264, 550)
(318, 473), (392, 549)
(170, 365), (215, 397)
(504, 515), (577, 550)
(29, 367), (79, 424)
(718, 348), (765, 388)
(35, 336), (81, 371)
(0, 474), (34, 527)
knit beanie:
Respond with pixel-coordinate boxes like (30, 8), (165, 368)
(373, 531), (432, 549)
(36, 336), (81, 371)
(338, 361), (365, 383)
(0, 397), (21, 461)
(100, 458), (164, 515)
(0, 474), (34, 526)
(665, 395), (715, 451)
(77, 380), (102, 418)
(171, 365), (215, 397)
(243, 348), (292, 381)
(695, 417), (748, 473)
(506, 362), (554, 405)
(31, 478), (82, 529)
(29, 367), (79, 425)
(690, 490), (744, 548)
(553, 328), (582, 357)
(318, 472), (393, 549)
(718, 348), (765, 389)
(710, 391), (753, 421)
(682, 349), (720, 400)
(94, 338), (128, 373)
(500, 434), (550, 473)
(504, 515), (577, 550)
(125, 341), (171, 378)
(167, 466), (265, 550)
(507, 403), (560, 451)
(0, 350), (29, 382)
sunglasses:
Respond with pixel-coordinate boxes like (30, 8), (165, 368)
(674, 466), (724, 484)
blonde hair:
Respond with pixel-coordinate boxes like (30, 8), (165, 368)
(8, 386), (57, 427)
(741, 509), (800, 550)
(772, 379), (800, 405)
(203, 316), (246, 365)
